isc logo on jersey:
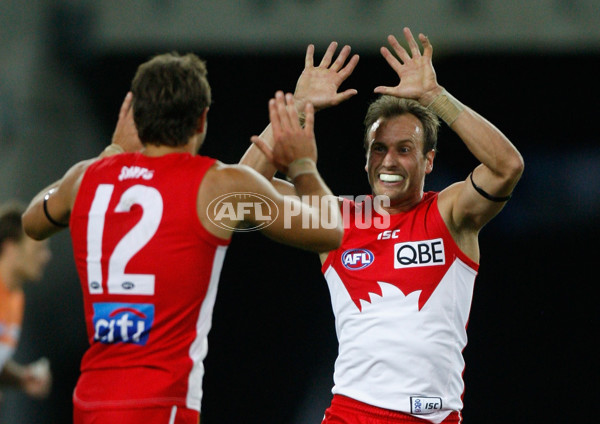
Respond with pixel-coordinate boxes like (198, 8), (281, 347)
(394, 238), (445, 269)
(342, 249), (374, 270)
(92, 303), (155, 346)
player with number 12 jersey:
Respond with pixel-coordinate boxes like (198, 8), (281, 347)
(69, 152), (229, 413)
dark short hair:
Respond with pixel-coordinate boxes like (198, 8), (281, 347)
(0, 202), (25, 255)
(363, 95), (440, 155)
(131, 52), (212, 147)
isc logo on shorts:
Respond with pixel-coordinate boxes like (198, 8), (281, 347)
(342, 248), (374, 270)
(410, 396), (442, 414)
(92, 302), (154, 345)
(394, 238), (445, 269)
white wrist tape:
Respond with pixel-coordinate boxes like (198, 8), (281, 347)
(287, 158), (317, 181)
(426, 90), (464, 125)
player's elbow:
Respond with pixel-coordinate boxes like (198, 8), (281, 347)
(505, 151), (525, 184)
(495, 147), (524, 187)
(21, 210), (49, 241)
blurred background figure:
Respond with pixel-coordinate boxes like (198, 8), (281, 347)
(0, 202), (52, 405)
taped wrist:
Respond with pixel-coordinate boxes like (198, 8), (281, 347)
(426, 90), (464, 126)
(287, 158), (317, 181)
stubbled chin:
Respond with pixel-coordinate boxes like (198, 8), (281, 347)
(373, 182), (404, 197)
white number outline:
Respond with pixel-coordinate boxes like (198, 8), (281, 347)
(86, 184), (162, 295)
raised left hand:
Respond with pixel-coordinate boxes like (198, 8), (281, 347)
(374, 27), (442, 105)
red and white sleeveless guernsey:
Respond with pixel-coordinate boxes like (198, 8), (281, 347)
(69, 152), (229, 412)
(322, 193), (479, 424)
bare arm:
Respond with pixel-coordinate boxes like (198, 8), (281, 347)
(375, 28), (524, 237)
(22, 159), (91, 240)
(239, 42), (359, 181)
(201, 92), (343, 252)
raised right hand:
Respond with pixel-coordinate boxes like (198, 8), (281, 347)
(293, 42), (359, 112)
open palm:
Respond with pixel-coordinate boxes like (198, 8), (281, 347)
(294, 42), (359, 111)
(374, 27), (440, 102)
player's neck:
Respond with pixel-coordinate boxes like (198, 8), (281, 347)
(382, 192), (424, 215)
(143, 135), (199, 157)
(143, 144), (194, 157)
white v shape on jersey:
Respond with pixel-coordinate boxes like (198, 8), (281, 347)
(322, 193), (478, 424)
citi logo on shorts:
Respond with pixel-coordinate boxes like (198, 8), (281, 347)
(394, 238), (445, 269)
(92, 302), (154, 345)
(342, 248), (374, 270)
(207, 192), (278, 232)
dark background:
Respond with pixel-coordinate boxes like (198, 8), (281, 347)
(1, 5), (598, 422)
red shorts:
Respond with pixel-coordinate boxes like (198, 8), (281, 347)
(322, 394), (462, 424)
(73, 404), (199, 424)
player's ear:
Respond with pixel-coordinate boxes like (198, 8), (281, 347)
(425, 149), (435, 174)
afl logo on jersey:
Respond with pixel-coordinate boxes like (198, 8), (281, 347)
(342, 248), (374, 270)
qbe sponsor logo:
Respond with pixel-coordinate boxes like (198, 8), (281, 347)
(410, 396), (442, 414)
(342, 248), (374, 270)
(207, 192), (278, 232)
(92, 302), (154, 345)
(394, 238), (445, 269)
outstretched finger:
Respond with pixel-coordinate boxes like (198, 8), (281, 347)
(319, 41), (338, 68)
(305, 44), (315, 68)
(419, 33), (433, 59)
(387, 34), (411, 64)
(119, 92), (133, 120)
(284, 93), (301, 130)
(331, 88), (358, 106)
(268, 96), (283, 136)
(380, 46), (404, 75)
(403, 27), (421, 58)
(337, 54), (360, 81)
(330, 45), (351, 72)
(373, 85), (395, 96)
(276, 92), (295, 131)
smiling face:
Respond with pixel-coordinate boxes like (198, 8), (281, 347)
(365, 114), (435, 212)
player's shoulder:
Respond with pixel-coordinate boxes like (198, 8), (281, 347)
(199, 163), (269, 209)
(204, 162), (266, 193)
(64, 158), (101, 186)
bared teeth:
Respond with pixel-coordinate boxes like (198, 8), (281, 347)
(379, 174), (402, 182)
